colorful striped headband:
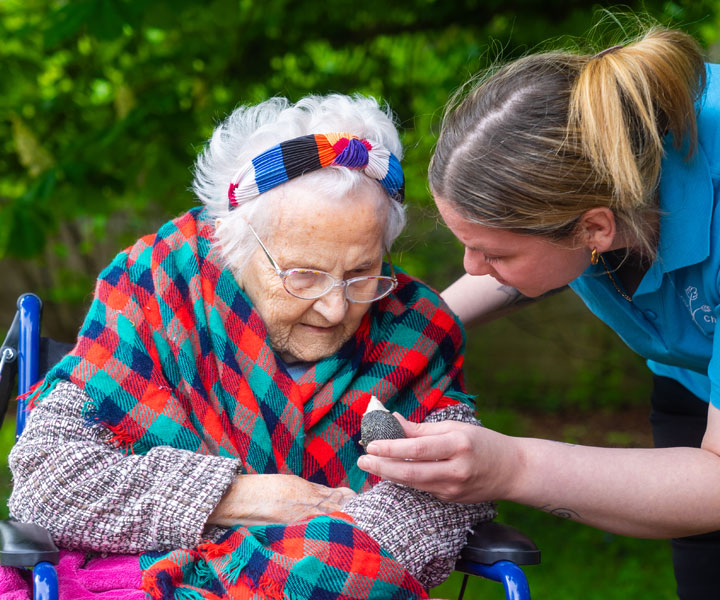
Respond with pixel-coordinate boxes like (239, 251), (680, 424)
(227, 132), (405, 209)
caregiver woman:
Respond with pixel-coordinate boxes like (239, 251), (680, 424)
(358, 25), (720, 599)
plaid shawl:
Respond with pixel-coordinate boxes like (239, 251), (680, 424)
(36, 208), (473, 599)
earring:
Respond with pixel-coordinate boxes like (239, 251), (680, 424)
(590, 248), (599, 265)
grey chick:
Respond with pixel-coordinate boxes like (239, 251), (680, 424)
(360, 396), (406, 448)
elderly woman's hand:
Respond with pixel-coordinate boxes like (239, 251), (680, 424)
(357, 414), (522, 504)
(208, 474), (356, 527)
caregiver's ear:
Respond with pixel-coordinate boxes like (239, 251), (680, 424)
(577, 207), (617, 252)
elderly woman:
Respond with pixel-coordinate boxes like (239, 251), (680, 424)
(6, 94), (494, 599)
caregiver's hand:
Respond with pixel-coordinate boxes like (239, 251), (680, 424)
(208, 474), (356, 527)
(357, 415), (521, 504)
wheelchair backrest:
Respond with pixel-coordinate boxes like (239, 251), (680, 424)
(0, 294), (74, 438)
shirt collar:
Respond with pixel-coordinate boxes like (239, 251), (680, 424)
(635, 136), (713, 295)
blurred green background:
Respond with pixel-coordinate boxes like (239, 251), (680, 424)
(3, 0), (720, 597)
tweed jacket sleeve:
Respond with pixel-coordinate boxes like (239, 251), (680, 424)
(8, 380), (240, 554)
(344, 403), (497, 589)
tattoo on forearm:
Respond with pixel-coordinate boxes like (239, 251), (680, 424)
(536, 505), (582, 520)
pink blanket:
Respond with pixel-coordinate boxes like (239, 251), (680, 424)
(0, 550), (452, 599)
(0, 551), (144, 599)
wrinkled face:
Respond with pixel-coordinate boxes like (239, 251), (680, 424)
(239, 180), (387, 363)
(435, 196), (590, 297)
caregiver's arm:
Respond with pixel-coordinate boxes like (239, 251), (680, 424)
(441, 273), (563, 326)
(358, 406), (720, 539)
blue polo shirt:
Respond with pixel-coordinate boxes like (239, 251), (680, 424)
(569, 63), (720, 409)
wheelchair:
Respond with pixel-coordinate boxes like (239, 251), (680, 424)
(0, 293), (540, 600)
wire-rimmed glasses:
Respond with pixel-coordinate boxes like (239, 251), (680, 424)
(246, 223), (398, 303)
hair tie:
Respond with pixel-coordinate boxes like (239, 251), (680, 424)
(227, 133), (405, 210)
(593, 44), (624, 59)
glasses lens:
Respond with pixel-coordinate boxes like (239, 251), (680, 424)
(347, 277), (396, 303)
(284, 270), (334, 299)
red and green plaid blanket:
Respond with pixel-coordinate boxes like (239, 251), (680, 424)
(36, 208), (473, 599)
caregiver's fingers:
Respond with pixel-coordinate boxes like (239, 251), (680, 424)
(365, 420), (477, 460)
(356, 421), (519, 503)
(357, 454), (478, 502)
(363, 435), (455, 462)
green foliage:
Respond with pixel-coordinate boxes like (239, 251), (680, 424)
(3, 0), (719, 266)
(2, 0), (720, 401)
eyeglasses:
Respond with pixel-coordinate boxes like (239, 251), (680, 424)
(246, 223), (398, 303)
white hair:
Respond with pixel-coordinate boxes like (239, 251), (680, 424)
(192, 94), (407, 272)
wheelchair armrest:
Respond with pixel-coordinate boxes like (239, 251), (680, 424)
(0, 520), (60, 568)
(458, 520), (540, 566)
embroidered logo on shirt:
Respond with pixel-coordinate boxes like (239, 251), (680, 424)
(685, 286), (716, 328)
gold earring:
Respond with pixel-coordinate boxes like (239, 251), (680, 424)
(590, 248), (599, 265)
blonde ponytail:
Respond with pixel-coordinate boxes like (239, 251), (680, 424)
(571, 27), (705, 211)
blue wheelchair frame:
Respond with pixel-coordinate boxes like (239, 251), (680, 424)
(0, 293), (540, 600)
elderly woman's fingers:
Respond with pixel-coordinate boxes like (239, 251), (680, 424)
(335, 486), (356, 508)
(312, 485), (356, 513)
(209, 474), (357, 527)
(269, 479), (356, 522)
